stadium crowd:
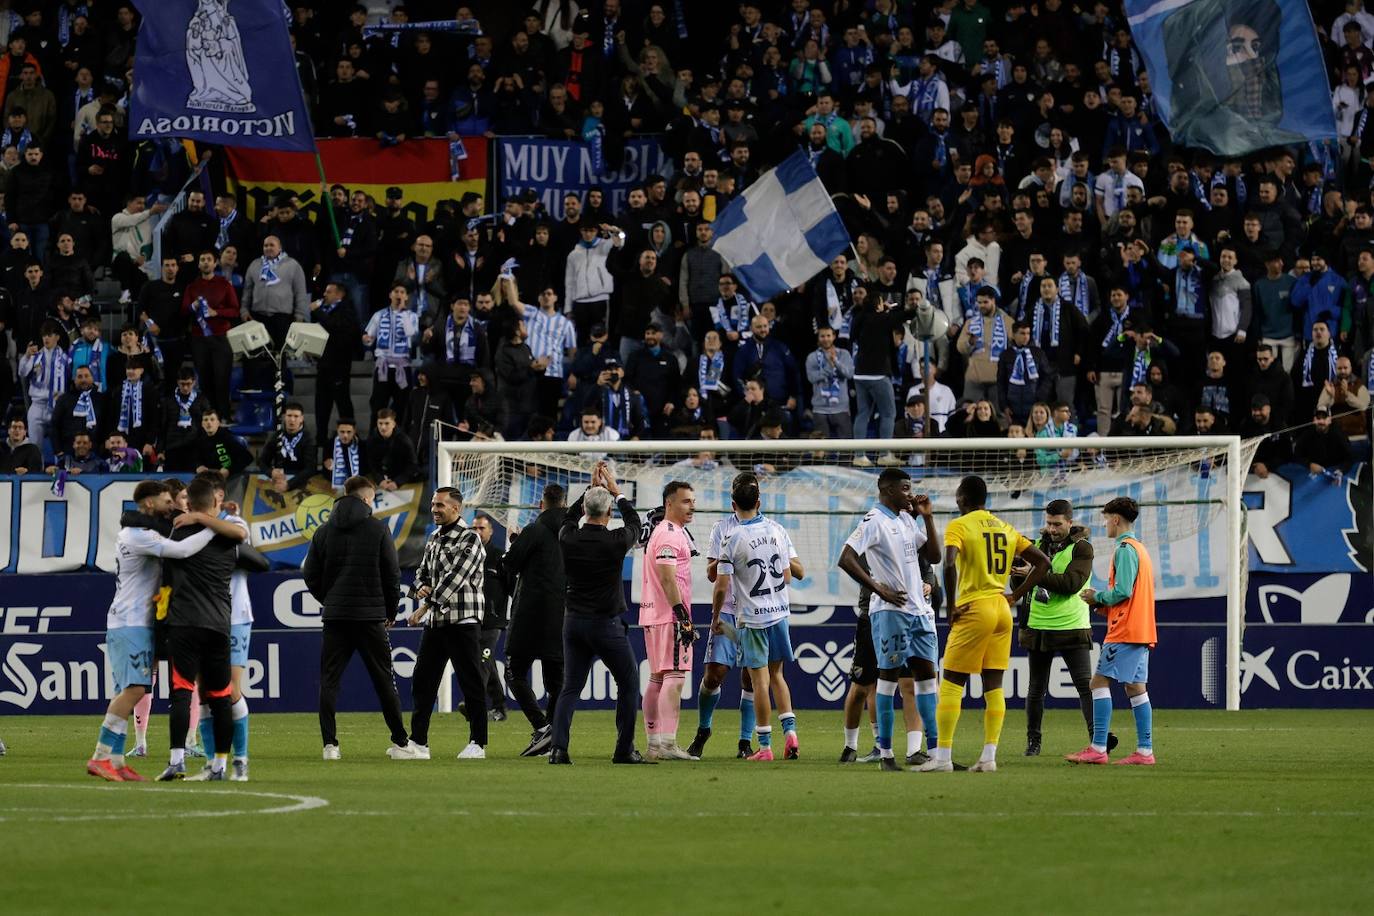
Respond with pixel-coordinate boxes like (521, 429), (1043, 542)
(0, 0), (1370, 486)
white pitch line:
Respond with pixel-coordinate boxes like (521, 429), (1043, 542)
(0, 783), (328, 822)
(323, 808), (1368, 820)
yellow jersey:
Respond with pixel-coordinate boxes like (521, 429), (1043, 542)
(943, 509), (1033, 604)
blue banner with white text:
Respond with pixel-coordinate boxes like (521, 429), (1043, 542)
(497, 136), (669, 220)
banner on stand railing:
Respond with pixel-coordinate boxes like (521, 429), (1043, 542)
(497, 136), (669, 220)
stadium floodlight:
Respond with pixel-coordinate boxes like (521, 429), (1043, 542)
(284, 321), (329, 359)
(439, 435), (1257, 711)
(227, 320), (272, 358)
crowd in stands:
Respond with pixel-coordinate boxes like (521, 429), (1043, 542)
(1, 0), (1371, 487)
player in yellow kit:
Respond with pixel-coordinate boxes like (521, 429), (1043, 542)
(919, 476), (1050, 772)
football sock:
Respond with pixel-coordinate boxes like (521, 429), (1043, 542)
(198, 704), (215, 757)
(698, 683), (721, 730)
(95, 712), (126, 762)
(843, 726), (859, 750)
(779, 712), (796, 737)
(232, 697), (250, 759)
(1091, 687), (1113, 753)
(660, 672), (685, 742)
(1130, 692), (1153, 755)
(739, 688), (756, 741)
(906, 730), (923, 757)
(187, 688), (201, 747)
(211, 752), (228, 775)
(643, 677), (662, 741)
(875, 679), (897, 752)
(132, 692), (152, 746)
(935, 679), (964, 750)
(756, 725), (772, 749)
(982, 687), (1006, 759)
(915, 678), (939, 749)
(169, 747), (185, 767)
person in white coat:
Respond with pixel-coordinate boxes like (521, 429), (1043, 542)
(564, 219), (625, 344)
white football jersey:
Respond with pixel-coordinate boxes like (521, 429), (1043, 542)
(230, 568), (252, 625)
(107, 525), (215, 630)
(843, 505), (931, 617)
(718, 515), (797, 629)
(708, 514), (741, 616)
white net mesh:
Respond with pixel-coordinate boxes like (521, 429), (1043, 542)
(442, 437), (1259, 609)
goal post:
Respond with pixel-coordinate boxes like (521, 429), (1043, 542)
(438, 435), (1257, 710)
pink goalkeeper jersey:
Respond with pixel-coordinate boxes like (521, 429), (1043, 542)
(639, 520), (693, 626)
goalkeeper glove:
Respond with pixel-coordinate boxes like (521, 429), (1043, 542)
(673, 603), (697, 646)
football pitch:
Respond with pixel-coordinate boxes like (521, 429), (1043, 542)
(1, 709), (1369, 914)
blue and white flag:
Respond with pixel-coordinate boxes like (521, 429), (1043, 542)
(129, 0), (316, 153)
(1125, 0), (1336, 156)
(710, 152), (849, 302)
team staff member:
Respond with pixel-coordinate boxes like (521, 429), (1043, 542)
(1014, 499), (1114, 757)
(923, 475), (1050, 773)
(503, 484), (569, 758)
(303, 475), (414, 760)
(471, 513), (509, 723)
(548, 462), (651, 765)
(407, 488), (490, 760)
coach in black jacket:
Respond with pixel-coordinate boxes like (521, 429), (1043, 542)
(549, 463), (650, 765)
(502, 483), (568, 757)
(302, 474), (412, 758)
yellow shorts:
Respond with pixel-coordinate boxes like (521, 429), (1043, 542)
(942, 596), (1013, 674)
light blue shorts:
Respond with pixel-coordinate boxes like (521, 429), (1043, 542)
(230, 622), (252, 668)
(740, 619), (794, 669)
(1097, 642), (1150, 684)
(107, 626), (154, 692)
(870, 610), (939, 669)
(704, 612), (739, 667)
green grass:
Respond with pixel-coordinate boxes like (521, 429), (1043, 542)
(2, 709), (1371, 914)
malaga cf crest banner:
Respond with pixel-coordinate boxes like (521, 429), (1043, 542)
(129, 0), (317, 153)
(1124, 0), (1336, 156)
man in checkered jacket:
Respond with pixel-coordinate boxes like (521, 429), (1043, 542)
(406, 487), (490, 759)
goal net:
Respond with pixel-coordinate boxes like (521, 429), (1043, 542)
(438, 435), (1258, 709)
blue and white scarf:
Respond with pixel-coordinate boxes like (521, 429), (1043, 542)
(376, 309), (411, 358)
(414, 262), (429, 312)
(1174, 268), (1202, 319)
(1130, 347), (1152, 386)
(1101, 306), (1128, 348)
(1018, 273), (1039, 315)
(981, 56), (1008, 88)
(446, 315), (475, 364)
(340, 214), (360, 250)
(965, 310), (1007, 359)
(1302, 343), (1337, 388)
(331, 436), (359, 487)
(814, 351), (844, 406)
(58, 2), (89, 44)
(216, 209), (238, 249)
(279, 430), (304, 464)
(174, 388), (198, 428)
(932, 130), (948, 169)
(259, 253), (284, 285)
(193, 296), (214, 336)
(1059, 272), (1089, 317)
(73, 390), (97, 429)
(711, 294), (753, 336)
(34, 347), (69, 407)
(0, 127), (32, 151)
(910, 77), (942, 120)
(698, 350), (725, 393)
(116, 380), (142, 432)
(142, 317), (165, 367)
(1033, 299), (1061, 348)
(1008, 346), (1039, 385)
(924, 269), (944, 312)
(1190, 172), (1213, 212)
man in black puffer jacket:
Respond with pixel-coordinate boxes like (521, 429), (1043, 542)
(302, 474), (414, 759)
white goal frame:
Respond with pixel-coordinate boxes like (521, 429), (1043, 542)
(439, 435), (1247, 710)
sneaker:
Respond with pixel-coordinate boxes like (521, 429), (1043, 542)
(856, 745), (883, 763)
(322, 744), (341, 761)
(838, 746), (858, 763)
(457, 742), (486, 760)
(852, 455), (874, 468)
(186, 763), (215, 781)
(879, 756), (902, 772)
(951, 761), (969, 771)
(917, 757), (954, 772)
(1024, 738), (1041, 757)
(1106, 732), (1120, 753)
(1065, 746), (1110, 765)
(0, 737), (6, 755)
(736, 739), (753, 759)
(489, 707), (508, 722)
(204, 768), (226, 781)
(156, 761), (186, 781)
(185, 743), (206, 759)
(783, 732), (799, 760)
(906, 750), (931, 766)
(230, 759), (249, 781)
(118, 289), (132, 305)
(128, 743), (147, 758)
(1112, 751), (1156, 766)
(970, 759), (997, 772)
(612, 749), (655, 764)
(86, 758), (124, 782)
(746, 747), (774, 761)
(876, 452), (902, 467)
(386, 741), (421, 760)
(115, 765), (145, 782)
(410, 744), (432, 760)
(520, 726), (553, 758)
(686, 726), (712, 759)
(659, 743), (698, 761)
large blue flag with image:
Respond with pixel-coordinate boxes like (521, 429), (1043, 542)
(1125, 0), (1336, 156)
(710, 152), (850, 302)
(129, 0), (317, 153)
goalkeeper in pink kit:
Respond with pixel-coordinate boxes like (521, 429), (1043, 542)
(639, 481), (699, 760)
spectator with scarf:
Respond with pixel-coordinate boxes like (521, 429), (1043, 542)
(18, 320), (68, 455)
(193, 407), (252, 479)
(956, 287), (1013, 409)
(108, 323), (162, 392)
(256, 401), (317, 492)
(422, 296), (488, 418)
(1025, 275), (1089, 407)
(111, 354), (159, 458)
(1158, 246), (1215, 379)
(364, 284), (421, 429)
(158, 367), (205, 471)
(329, 189), (380, 325)
(181, 249), (239, 419)
(67, 316), (107, 393)
(325, 419), (366, 491)
(310, 282), (359, 459)
(241, 235), (309, 351)
(890, 55), (948, 126)
(997, 321), (1053, 426)
(1294, 317), (1340, 420)
(50, 364), (102, 457)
